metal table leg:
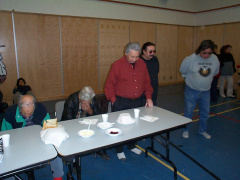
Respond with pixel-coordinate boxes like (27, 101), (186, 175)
(145, 132), (178, 180)
(75, 156), (81, 180)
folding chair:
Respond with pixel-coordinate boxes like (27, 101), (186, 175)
(55, 101), (75, 179)
(55, 101), (65, 122)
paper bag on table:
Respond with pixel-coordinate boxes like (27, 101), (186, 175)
(42, 118), (58, 130)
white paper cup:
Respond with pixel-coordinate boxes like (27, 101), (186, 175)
(134, 109), (140, 118)
(102, 114), (108, 122)
(2, 134), (10, 147)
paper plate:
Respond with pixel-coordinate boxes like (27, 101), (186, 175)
(97, 122), (113, 130)
(117, 118), (136, 125)
(77, 129), (95, 138)
(105, 128), (122, 136)
(117, 113), (136, 125)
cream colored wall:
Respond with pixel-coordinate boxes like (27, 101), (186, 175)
(109, 0), (195, 11)
(1, 0), (239, 27)
(194, 0), (240, 11)
(117, 0), (240, 12)
(194, 6), (240, 26)
(0, 0), (194, 25)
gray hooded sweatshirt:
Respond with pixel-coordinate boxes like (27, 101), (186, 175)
(179, 53), (220, 91)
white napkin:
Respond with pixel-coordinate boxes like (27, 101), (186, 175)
(40, 125), (69, 147)
(140, 115), (159, 122)
(79, 119), (98, 125)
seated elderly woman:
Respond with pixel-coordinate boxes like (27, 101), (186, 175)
(13, 78), (34, 104)
(61, 86), (100, 120)
(61, 86), (110, 174)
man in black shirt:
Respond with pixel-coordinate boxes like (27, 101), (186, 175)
(140, 42), (159, 105)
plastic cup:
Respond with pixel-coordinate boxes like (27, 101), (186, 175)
(134, 109), (140, 118)
(2, 134), (10, 147)
(102, 114), (108, 122)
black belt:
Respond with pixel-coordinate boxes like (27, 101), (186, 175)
(116, 95), (143, 101)
(128, 98), (138, 101)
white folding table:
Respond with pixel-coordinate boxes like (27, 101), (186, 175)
(0, 125), (57, 179)
(56, 106), (191, 180)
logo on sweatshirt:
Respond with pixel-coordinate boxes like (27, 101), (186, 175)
(199, 66), (211, 77)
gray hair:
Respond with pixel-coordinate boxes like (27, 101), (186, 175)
(125, 42), (141, 55)
(18, 94), (36, 110)
(78, 86), (95, 101)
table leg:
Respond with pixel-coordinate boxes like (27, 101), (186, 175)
(27, 170), (35, 180)
(163, 137), (221, 180)
(145, 134), (178, 180)
(75, 156), (81, 180)
(14, 175), (23, 180)
(145, 136), (154, 157)
(166, 132), (170, 159)
(67, 162), (74, 180)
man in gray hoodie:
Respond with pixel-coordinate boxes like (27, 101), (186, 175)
(180, 40), (220, 139)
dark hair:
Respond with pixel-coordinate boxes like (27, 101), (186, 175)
(195, 40), (215, 55)
(16, 78), (26, 86)
(141, 42), (155, 54)
(220, 45), (232, 54)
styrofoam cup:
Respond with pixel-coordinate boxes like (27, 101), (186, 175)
(2, 134), (10, 147)
(134, 109), (140, 118)
(102, 114), (108, 122)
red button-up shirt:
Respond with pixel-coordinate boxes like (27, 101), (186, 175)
(105, 56), (153, 103)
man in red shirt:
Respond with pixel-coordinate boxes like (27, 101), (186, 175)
(105, 42), (153, 160)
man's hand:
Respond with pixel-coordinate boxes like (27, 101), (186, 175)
(82, 101), (93, 115)
(145, 99), (153, 107)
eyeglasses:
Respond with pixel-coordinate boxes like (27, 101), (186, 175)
(149, 50), (156, 54)
(202, 52), (212, 55)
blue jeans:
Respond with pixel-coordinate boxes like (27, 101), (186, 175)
(50, 156), (64, 178)
(183, 85), (210, 133)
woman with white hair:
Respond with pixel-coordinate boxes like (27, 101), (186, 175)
(61, 86), (110, 175)
(61, 86), (99, 120)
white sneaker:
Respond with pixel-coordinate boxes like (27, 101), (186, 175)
(182, 131), (189, 138)
(117, 152), (126, 161)
(220, 94), (226, 97)
(131, 148), (142, 155)
(199, 132), (211, 139)
(227, 94), (235, 98)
